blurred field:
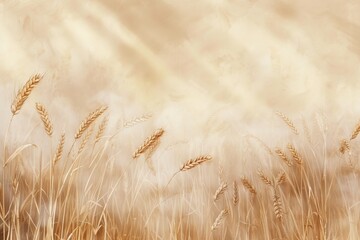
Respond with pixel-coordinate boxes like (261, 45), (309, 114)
(1, 0), (360, 239)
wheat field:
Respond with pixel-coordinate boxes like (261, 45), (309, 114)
(1, 0), (360, 239)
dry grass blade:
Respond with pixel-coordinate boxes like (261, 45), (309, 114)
(233, 181), (239, 205)
(287, 144), (303, 165)
(257, 170), (273, 186)
(11, 74), (43, 115)
(241, 177), (257, 195)
(273, 193), (283, 221)
(275, 148), (293, 167)
(53, 134), (65, 165)
(339, 139), (350, 154)
(35, 103), (53, 136)
(180, 155), (212, 171)
(75, 106), (108, 139)
(275, 111), (299, 135)
(350, 121), (360, 140)
(214, 182), (228, 201)
(133, 128), (165, 159)
(95, 116), (108, 144)
(211, 209), (228, 231)
(276, 171), (286, 186)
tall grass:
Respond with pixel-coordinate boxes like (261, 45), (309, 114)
(0, 75), (359, 239)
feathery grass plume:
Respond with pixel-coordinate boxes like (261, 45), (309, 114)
(287, 144), (303, 165)
(257, 170), (273, 186)
(180, 155), (212, 171)
(133, 128), (165, 159)
(211, 209), (228, 231)
(35, 103), (53, 136)
(214, 182), (228, 201)
(275, 148), (293, 167)
(233, 181), (239, 205)
(78, 125), (94, 154)
(275, 111), (299, 135)
(123, 113), (152, 128)
(94, 116), (108, 144)
(75, 106), (108, 140)
(241, 177), (257, 195)
(339, 139), (350, 155)
(53, 134), (65, 165)
(11, 74), (43, 115)
(276, 171), (286, 186)
(273, 193), (283, 221)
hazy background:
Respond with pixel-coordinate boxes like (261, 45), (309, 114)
(1, 0), (360, 154)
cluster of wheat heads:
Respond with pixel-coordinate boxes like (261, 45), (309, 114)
(1, 76), (360, 239)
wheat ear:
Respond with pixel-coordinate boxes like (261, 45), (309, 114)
(75, 106), (108, 140)
(214, 182), (228, 201)
(351, 121), (360, 140)
(287, 144), (303, 165)
(211, 209), (228, 231)
(339, 139), (350, 154)
(276, 171), (286, 186)
(273, 192), (283, 221)
(241, 177), (257, 195)
(275, 148), (293, 167)
(233, 181), (239, 205)
(257, 170), (273, 186)
(53, 134), (65, 165)
(11, 74), (43, 115)
(95, 116), (108, 144)
(275, 111), (299, 135)
(133, 128), (164, 159)
(78, 125), (94, 154)
(35, 103), (53, 136)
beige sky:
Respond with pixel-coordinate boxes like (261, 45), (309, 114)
(1, 0), (360, 138)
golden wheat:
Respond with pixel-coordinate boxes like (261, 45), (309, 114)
(287, 144), (303, 165)
(180, 155), (212, 171)
(94, 116), (108, 144)
(275, 148), (293, 167)
(214, 182), (228, 201)
(123, 113), (152, 128)
(273, 192), (283, 220)
(275, 111), (299, 135)
(232, 180), (239, 205)
(350, 121), (360, 140)
(75, 106), (108, 139)
(78, 125), (94, 154)
(35, 103), (53, 136)
(211, 209), (228, 231)
(53, 134), (65, 165)
(133, 128), (165, 159)
(11, 74), (42, 115)
(276, 171), (286, 186)
(257, 170), (273, 186)
(339, 139), (350, 154)
(241, 177), (257, 195)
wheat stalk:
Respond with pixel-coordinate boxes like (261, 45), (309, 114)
(11, 74), (43, 115)
(275, 111), (299, 135)
(75, 106), (108, 140)
(211, 209), (228, 231)
(233, 180), (239, 205)
(53, 134), (65, 165)
(257, 170), (273, 186)
(145, 139), (161, 175)
(133, 128), (165, 159)
(339, 139), (350, 154)
(35, 103), (53, 136)
(287, 144), (303, 165)
(214, 182), (228, 201)
(241, 177), (257, 195)
(94, 116), (108, 144)
(275, 148), (293, 167)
